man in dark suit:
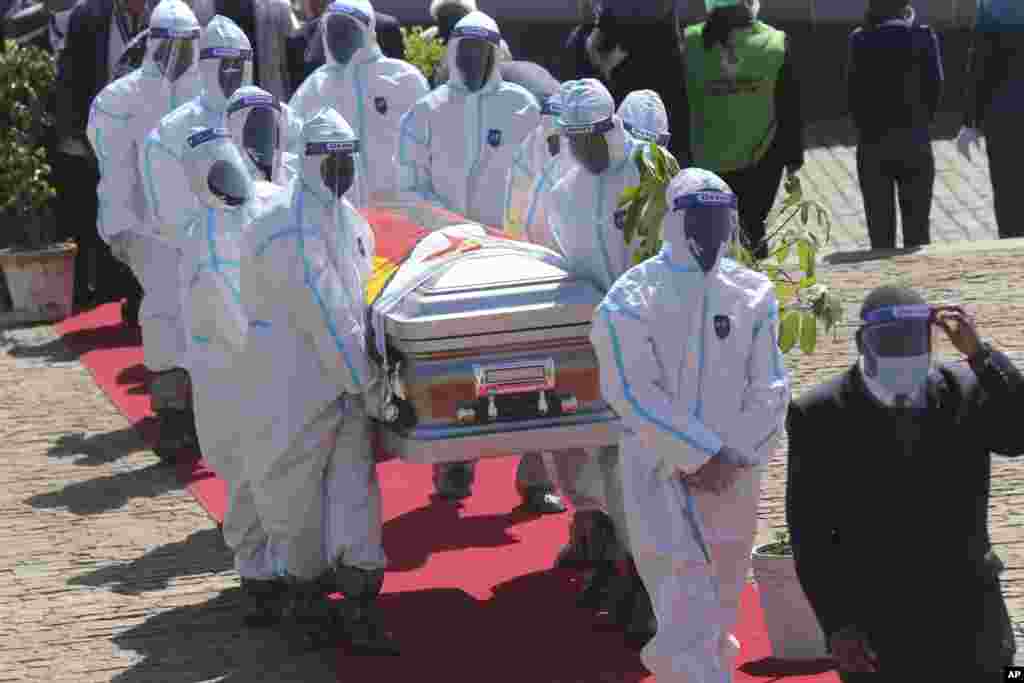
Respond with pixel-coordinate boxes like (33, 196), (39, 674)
(786, 285), (1021, 680)
(54, 0), (144, 317)
(285, 0), (403, 95)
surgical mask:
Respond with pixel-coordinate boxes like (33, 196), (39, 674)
(306, 140), (359, 199)
(185, 128), (253, 210)
(150, 29), (199, 83)
(870, 354), (932, 400)
(324, 11), (366, 65)
(672, 190), (738, 273)
(564, 117), (614, 175)
(200, 47), (253, 100)
(454, 37), (496, 92)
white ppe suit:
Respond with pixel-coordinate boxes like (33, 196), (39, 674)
(241, 107), (384, 582)
(503, 88), (566, 251)
(289, 0), (428, 204)
(396, 11), (541, 229)
(87, 0), (202, 375)
(589, 168), (791, 681)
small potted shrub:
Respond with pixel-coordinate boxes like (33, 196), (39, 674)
(0, 39), (76, 324)
(750, 530), (829, 660)
(401, 26), (446, 82)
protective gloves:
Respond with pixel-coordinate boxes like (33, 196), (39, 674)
(956, 126), (982, 162)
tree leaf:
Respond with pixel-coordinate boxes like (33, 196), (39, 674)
(800, 311), (818, 354)
(619, 185), (641, 206)
(779, 310), (801, 354)
(775, 240), (791, 265)
(797, 239), (816, 277)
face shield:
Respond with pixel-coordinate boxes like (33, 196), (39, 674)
(150, 26), (200, 83)
(858, 304), (934, 398)
(323, 7), (368, 65)
(185, 128), (253, 210)
(200, 46), (253, 101)
(304, 139), (360, 201)
(225, 94), (285, 183)
(672, 190), (738, 273)
(623, 121), (671, 147)
(564, 117), (614, 175)
(452, 34), (495, 92)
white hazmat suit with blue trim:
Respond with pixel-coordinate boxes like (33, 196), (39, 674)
(617, 89), (673, 163)
(88, 0), (203, 457)
(289, 0), (428, 204)
(242, 107), (398, 654)
(397, 10), (540, 229)
(590, 168), (791, 681)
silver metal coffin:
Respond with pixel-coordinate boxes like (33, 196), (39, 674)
(378, 251), (621, 464)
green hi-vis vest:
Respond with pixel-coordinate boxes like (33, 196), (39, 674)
(684, 21), (787, 174)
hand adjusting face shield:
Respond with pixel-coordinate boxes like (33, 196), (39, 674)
(185, 127), (253, 210)
(225, 92), (285, 183)
(858, 304), (935, 398)
(323, 2), (370, 66)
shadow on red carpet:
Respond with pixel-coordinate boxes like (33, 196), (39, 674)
(58, 303), (840, 682)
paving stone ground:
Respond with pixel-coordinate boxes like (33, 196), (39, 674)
(0, 137), (1020, 678)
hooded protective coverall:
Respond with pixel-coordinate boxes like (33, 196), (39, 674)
(502, 63), (566, 251)
(618, 89), (672, 162)
(398, 11), (561, 504)
(590, 167), (790, 681)
(242, 107), (396, 653)
(88, 0), (203, 454)
(289, 0), (428, 204)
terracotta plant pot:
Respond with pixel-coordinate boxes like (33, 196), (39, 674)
(0, 241), (78, 324)
(751, 542), (829, 660)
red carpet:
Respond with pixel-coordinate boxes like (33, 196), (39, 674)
(59, 302), (840, 683)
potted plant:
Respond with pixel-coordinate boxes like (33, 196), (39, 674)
(619, 144), (842, 660)
(750, 530), (829, 660)
(0, 38), (76, 324)
(401, 25), (446, 82)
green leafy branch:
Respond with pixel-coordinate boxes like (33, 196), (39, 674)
(617, 143), (843, 355)
(400, 26), (446, 81)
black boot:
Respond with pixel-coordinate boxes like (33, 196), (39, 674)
(521, 486), (567, 515)
(281, 577), (335, 651)
(153, 409), (194, 463)
(555, 510), (618, 570)
(240, 577), (288, 628)
(150, 369), (196, 463)
(623, 577), (656, 651)
(434, 461), (474, 501)
(334, 566), (400, 656)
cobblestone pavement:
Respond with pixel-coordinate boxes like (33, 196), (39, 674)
(0, 325), (338, 682)
(802, 118), (1000, 253)
(0, 240), (1021, 677)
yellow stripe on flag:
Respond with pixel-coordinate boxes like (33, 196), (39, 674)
(366, 256), (399, 305)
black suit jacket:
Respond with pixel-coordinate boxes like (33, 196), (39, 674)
(786, 351), (1021, 669)
(56, 0), (114, 143)
(286, 11), (404, 96)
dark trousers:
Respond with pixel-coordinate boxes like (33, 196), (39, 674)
(720, 139), (787, 258)
(855, 135), (935, 249)
(985, 117), (1024, 239)
(54, 152), (142, 307)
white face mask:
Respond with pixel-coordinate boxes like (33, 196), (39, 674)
(868, 353), (931, 401)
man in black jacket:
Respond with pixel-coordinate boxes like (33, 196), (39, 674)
(54, 0), (143, 317)
(786, 286), (1021, 680)
(285, 0), (403, 95)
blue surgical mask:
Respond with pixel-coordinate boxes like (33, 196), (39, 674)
(870, 354), (931, 400)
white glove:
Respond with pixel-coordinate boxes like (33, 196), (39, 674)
(956, 126), (982, 162)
